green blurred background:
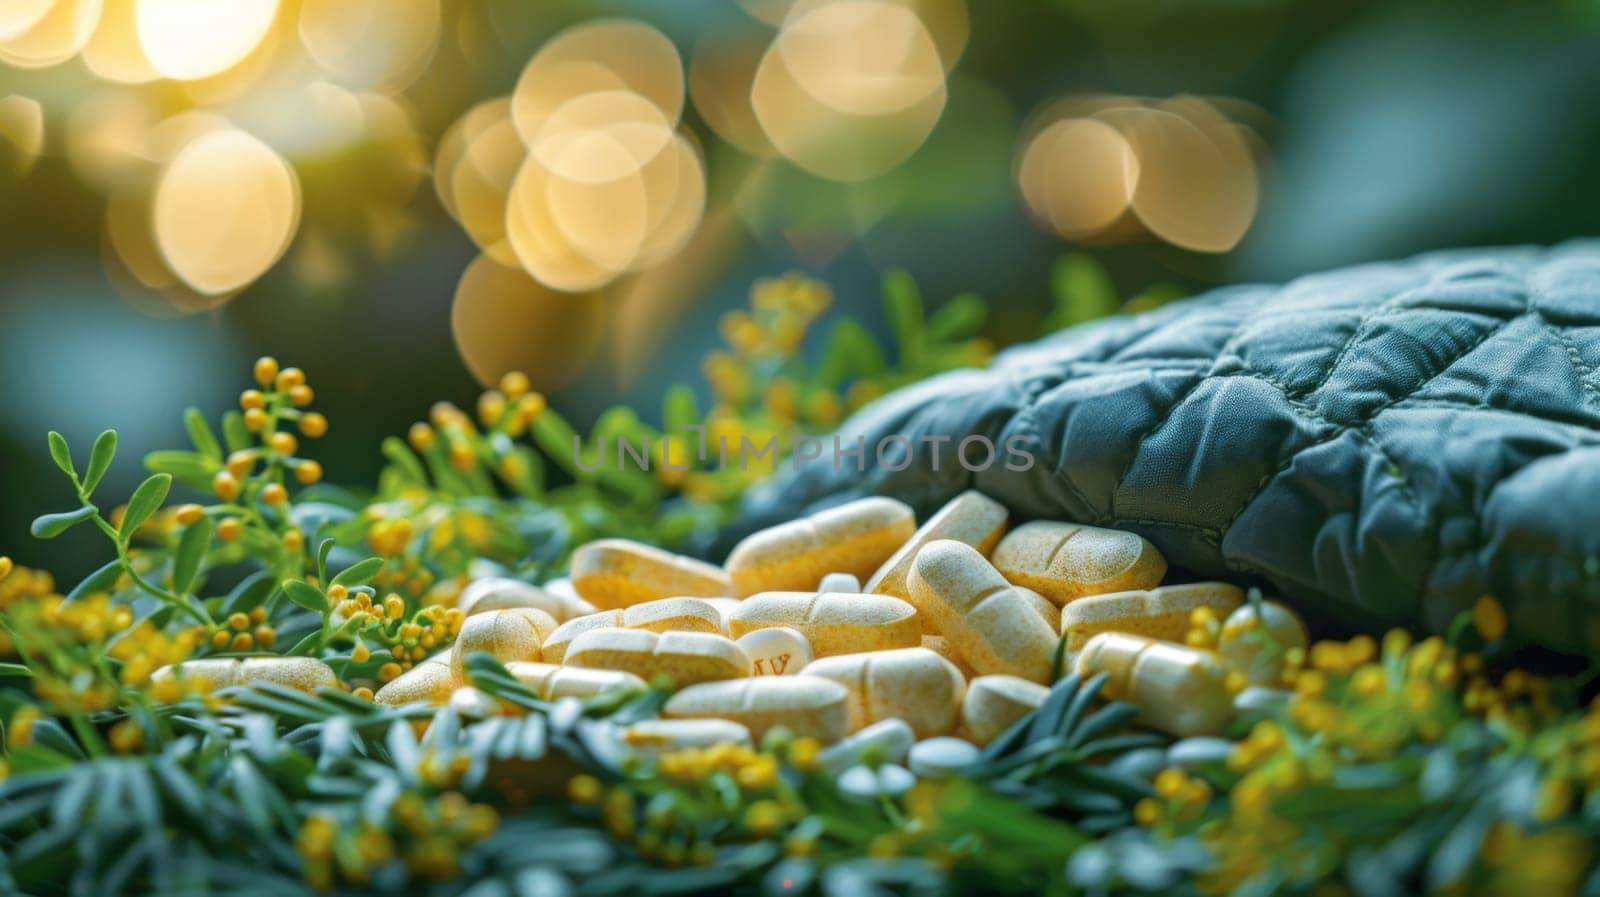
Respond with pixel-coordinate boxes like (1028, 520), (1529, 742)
(3, 0), (1599, 579)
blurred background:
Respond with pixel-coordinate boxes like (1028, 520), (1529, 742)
(3, 0), (1600, 578)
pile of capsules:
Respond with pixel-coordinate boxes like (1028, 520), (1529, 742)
(161, 491), (1310, 781)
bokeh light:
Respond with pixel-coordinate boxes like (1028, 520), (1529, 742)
(0, 94), (44, 179)
(298, 0), (440, 90)
(450, 252), (607, 390)
(0, 0), (101, 68)
(152, 127), (300, 295)
(1017, 93), (1268, 252)
(136, 0), (278, 81)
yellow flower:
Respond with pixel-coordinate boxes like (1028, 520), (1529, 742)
(1473, 595), (1507, 643)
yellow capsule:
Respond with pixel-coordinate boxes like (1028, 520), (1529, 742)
(725, 497), (916, 596)
(1061, 583), (1245, 654)
(151, 657), (337, 696)
(663, 677), (852, 742)
(1217, 601), (1309, 685)
(728, 591), (920, 657)
(504, 661), (646, 700)
(800, 647), (966, 738)
(961, 675), (1050, 746)
(569, 539), (733, 609)
(1075, 632), (1232, 736)
(541, 599), (723, 663)
(564, 629), (752, 686)
(623, 718), (752, 752)
(866, 491), (1008, 611)
(450, 608), (558, 682)
(989, 521), (1166, 606)
(457, 577), (591, 621)
(375, 655), (457, 706)
(906, 540), (1059, 683)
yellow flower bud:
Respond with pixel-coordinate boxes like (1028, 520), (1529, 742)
(275, 367), (306, 391)
(254, 356), (280, 388)
(1473, 595), (1507, 643)
(299, 412), (328, 439)
(269, 432), (298, 456)
(261, 483), (288, 505)
(213, 471), (240, 502)
(288, 384), (314, 407)
(240, 389), (266, 411)
(296, 461), (323, 485)
(175, 504), (205, 527)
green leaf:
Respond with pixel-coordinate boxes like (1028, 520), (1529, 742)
(67, 559), (122, 602)
(120, 474), (172, 540)
(46, 431), (75, 480)
(882, 269), (925, 367)
(663, 385), (700, 435)
(927, 293), (987, 342)
(81, 430), (118, 497)
(282, 580), (329, 613)
(31, 505), (98, 539)
(331, 557), (384, 589)
(817, 320), (888, 387)
(221, 410), (251, 453)
(0, 662), (31, 677)
(184, 407), (223, 462)
(171, 516), (212, 596)
(1047, 253), (1119, 329)
(380, 437), (428, 486)
(316, 538), (335, 584)
(143, 450), (216, 491)
(222, 570), (275, 615)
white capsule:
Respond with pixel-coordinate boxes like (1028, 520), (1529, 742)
(735, 626), (814, 676)
(908, 737), (981, 779)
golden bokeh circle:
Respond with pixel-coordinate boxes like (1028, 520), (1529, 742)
(298, 0), (440, 90)
(81, 0), (158, 83)
(450, 113), (524, 266)
(1017, 117), (1138, 241)
(0, 0), (102, 69)
(776, 0), (945, 117)
(153, 128), (301, 295)
(510, 19), (684, 146)
(136, 0), (278, 81)
(688, 35), (774, 157)
(505, 154), (626, 293)
(451, 252), (606, 390)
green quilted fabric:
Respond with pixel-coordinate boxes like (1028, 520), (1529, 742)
(730, 242), (1600, 656)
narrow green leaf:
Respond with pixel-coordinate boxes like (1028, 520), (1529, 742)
(662, 385), (700, 435)
(282, 580), (329, 613)
(817, 320), (888, 387)
(331, 557), (384, 589)
(143, 450), (216, 491)
(882, 269), (925, 366)
(31, 505), (98, 539)
(926, 293), (987, 342)
(82, 430), (118, 496)
(316, 538), (335, 584)
(221, 410), (251, 453)
(1047, 253), (1119, 329)
(47, 431), (76, 481)
(67, 559), (122, 602)
(380, 436), (428, 486)
(171, 516), (213, 596)
(222, 571), (276, 615)
(184, 407), (223, 462)
(120, 474), (172, 539)
(0, 662), (31, 677)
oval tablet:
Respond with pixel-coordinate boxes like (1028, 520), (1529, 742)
(505, 660), (646, 700)
(703, 597), (743, 634)
(989, 521), (1166, 606)
(866, 490), (1008, 611)
(459, 576), (590, 621)
(908, 736), (980, 779)
(961, 674), (1050, 745)
(447, 686), (502, 718)
(451, 607), (557, 681)
(728, 591), (920, 657)
(906, 540), (1060, 683)
(725, 496), (916, 596)
(801, 647), (965, 737)
(153, 657), (338, 695)
(569, 538), (732, 609)
(663, 676), (851, 742)
(1062, 582), (1244, 653)
(736, 626), (813, 675)
(818, 718), (915, 775)
(920, 635), (976, 680)
(542, 598), (724, 663)
(1075, 632), (1231, 737)
(564, 628), (752, 685)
